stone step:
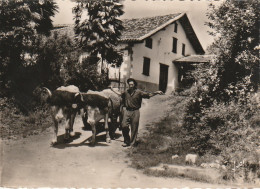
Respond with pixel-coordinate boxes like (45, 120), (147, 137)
(149, 163), (222, 183)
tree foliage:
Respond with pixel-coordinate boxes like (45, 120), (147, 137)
(0, 0), (58, 94)
(73, 0), (124, 68)
(205, 0), (259, 101)
(27, 0), (59, 36)
(36, 32), (110, 92)
(35, 32), (80, 90)
(183, 0), (260, 156)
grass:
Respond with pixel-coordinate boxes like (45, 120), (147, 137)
(128, 94), (191, 168)
(0, 97), (52, 140)
(127, 90), (260, 185)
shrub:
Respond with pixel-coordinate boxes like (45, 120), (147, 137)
(182, 0), (259, 156)
(0, 97), (52, 140)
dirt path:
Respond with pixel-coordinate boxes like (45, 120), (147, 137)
(1, 95), (235, 188)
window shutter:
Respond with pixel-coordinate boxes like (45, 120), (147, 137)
(145, 38), (153, 49)
(172, 37), (178, 53)
(174, 22), (178, 33)
(143, 57), (150, 76)
(182, 43), (186, 56)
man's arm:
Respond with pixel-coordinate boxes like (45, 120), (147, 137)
(141, 90), (164, 98)
(149, 91), (164, 97)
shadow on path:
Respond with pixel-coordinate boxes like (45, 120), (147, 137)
(52, 132), (122, 149)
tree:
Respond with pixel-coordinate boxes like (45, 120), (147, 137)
(73, 0), (124, 74)
(26, 0), (58, 36)
(0, 0), (58, 94)
(35, 31), (107, 92)
(182, 0), (260, 155)
(34, 32), (80, 90)
(205, 0), (259, 101)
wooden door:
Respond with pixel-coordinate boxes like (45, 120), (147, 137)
(159, 64), (169, 93)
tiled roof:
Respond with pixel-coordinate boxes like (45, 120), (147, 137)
(52, 13), (182, 42)
(174, 55), (215, 63)
(52, 13), (205, 54)
(121, 13), (182, 42)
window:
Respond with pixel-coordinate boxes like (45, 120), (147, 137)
(174, 22), (178, 33)
(145, 38), (153, 49)
(182, 43), (186, 56)
(172, 37), (178, 53)
(142, 57), (150, 76)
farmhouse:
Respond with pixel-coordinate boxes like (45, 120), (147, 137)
(54, 13), (211, 93)
(109, 13), (208, 93)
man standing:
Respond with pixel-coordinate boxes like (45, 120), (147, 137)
(111, 78), (163, 147)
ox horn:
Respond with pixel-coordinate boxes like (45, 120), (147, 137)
(42, 87), (52, 97)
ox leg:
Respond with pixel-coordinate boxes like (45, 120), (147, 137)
(90, 123), (96, 145)
(118, 106), (124, 131)
(64, 118), (70, 141)
(51, 119), (58, 146)
(69, 111), (76, 137)
(109, 116), (117, 140)
(105, 113), (111, 143)
(82, 115), (88, 128)
(82, 109), (91, 130)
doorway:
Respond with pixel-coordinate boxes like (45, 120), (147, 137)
(159, 63), (169, 93)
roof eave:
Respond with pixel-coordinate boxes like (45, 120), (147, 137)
(119, 39), (142, 43)
(137, 13), (185, 41)
(174, 55), (215, 64)
(174, 61), (209, 64)
(179, 14), (205, 54)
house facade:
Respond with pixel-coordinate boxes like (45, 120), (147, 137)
(54, 13), (207, 93)
(110, 13), (205, 93)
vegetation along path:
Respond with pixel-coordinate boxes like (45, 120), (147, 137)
(1, 95), (236, 188)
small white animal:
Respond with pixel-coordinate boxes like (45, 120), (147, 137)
(185, 154), (198, 165)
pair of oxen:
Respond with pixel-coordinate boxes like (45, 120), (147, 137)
(42, 85), (122, 146)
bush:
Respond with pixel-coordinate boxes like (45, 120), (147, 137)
(68, 56), (110, 92)
(128, 94), (192, 169)
(188, 99), (258, 153)
(0, 97), (52, 140)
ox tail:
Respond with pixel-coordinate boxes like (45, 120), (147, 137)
(43, 87), (52, 97)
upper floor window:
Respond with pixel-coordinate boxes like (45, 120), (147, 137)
(182, 43), (186, 56)
(172, 37), (178, 53)
(145, 38), (153, 49)
(143, 57), (150, 76)
(174, 22), (178, 33)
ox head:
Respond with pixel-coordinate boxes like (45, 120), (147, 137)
(86, 106), (101, 126)
(78, 93), (111, 126)
(42, 87), (84, 110)
(41, 87), (52, 103)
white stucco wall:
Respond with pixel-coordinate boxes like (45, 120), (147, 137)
(131, 20), (196, 93)
(109, 20), (198, 93)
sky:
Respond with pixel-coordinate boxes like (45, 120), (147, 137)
(52, 0), (224, 51)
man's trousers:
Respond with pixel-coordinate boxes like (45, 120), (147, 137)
(121, 108), (140, 146)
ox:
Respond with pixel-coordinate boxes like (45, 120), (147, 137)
(78, 92), (112, 145)
(42, 85), (80, 146)
(83, 89), (123, 137)
(100, 89), (123, 129)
